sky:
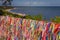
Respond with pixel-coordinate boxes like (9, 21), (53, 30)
(0, 0), (60, 6)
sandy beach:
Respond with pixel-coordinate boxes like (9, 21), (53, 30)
(5, 8), (26, 16)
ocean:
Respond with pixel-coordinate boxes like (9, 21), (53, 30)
(10, 6), (60, 20)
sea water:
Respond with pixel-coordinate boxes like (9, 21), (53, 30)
(10, 6), (60, 20)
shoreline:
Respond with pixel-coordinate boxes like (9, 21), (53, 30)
(5, 8), (26, 16)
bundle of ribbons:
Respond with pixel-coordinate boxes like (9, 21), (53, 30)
(0, 16), (60, 40)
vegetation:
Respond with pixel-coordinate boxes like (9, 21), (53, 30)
(0, 9), (23, 18)
(25, 14), (43, 20)
(0, 7), (60, 23)
(51, 16), (60, 23)
(0, 6), (14, 10)
(0, 9), (43, 21)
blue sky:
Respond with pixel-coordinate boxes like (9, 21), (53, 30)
(0, 0), (60, 6)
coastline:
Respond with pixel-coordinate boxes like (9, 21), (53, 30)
(0, 6), (60, 23)
(5, 8), (26, 17)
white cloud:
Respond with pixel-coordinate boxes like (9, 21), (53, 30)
(24, 2), (31, 5)
(21, 1), (46, 6)
(32, 2), (41, 5)
(1, 0), (60, 6)
(25, 1), (50, 6)
(12, 1), (51, 6)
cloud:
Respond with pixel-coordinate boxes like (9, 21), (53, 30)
(31, 2), (45, 5)
(21, 1), (50, 6)
(18, 1), (47, 6)
(12, 0), (60, 6)
(24, 2), (31, 5)
(12, 0), (47, 6)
